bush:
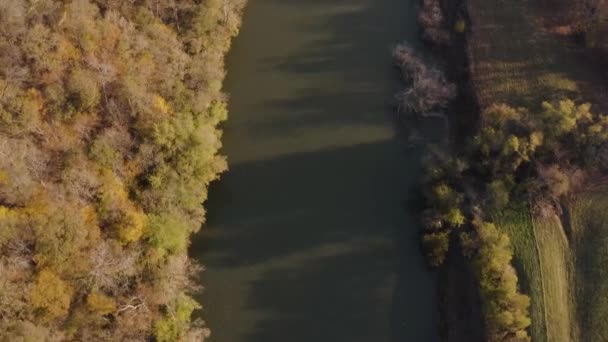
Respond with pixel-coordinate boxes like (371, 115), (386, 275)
(538, 164), (571, 200)
(428, 182), (463, 212)
(444, 207), (465, 227)
(418, 0), (451, 45)
(487, 179), (512, 211)
(393, 43), (456, 113)
(87, 291), (116, 315)
(422, 231), (450, 267)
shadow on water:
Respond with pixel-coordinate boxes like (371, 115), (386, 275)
(192, 142), (437, 342)
(190, 0), (439, 341)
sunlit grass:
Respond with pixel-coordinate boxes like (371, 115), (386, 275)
(538, 73), (577, 92)
(492, 203), (547, 342)
(568, 191), (608, 342)
(534, 214), (577, 342)
(468, 0), (584, 110)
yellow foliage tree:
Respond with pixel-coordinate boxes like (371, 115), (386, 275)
(30, 269), (73, 320)
(87, 291), (116, 315)
(115, 208), (146, 244)
(98, 170), (146, 244)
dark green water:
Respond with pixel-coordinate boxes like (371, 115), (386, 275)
(191, 0), (438, 340)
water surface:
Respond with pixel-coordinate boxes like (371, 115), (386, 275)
(191, 0), (438, 340)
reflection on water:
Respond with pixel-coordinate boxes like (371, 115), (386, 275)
(190, 0), (438, 341)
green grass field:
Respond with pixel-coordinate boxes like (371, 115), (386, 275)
(567, 192), (608, 342)
(533, 214), (578, 342)
(493, 204), (579, 342)
(466, 0), (608, 340)
(492, 203), (547, 342)
(467, 0), (608, 111)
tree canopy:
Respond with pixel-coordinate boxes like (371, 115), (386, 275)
(0, 0), (245, 340)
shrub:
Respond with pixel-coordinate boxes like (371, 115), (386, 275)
(393, 43), (456, 113)
(429, 182), (462, 210)
(487, 178), (512, 211)
(87, 291), (116, 315)
(422, 232), (450, 267)
(538, 164), (571, 200)
(444, 207), (465, 227)
(418, 0), (451, 45)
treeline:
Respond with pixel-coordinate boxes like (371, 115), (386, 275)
(0, 0), (245, 340)
(406, 1), (608, 340)
(420, 98), (608, 341)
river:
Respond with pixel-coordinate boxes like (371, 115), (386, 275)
(190, 0), (438, 341)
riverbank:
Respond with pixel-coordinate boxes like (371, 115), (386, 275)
(424, 0), (608, 341)
(0, 2), (246, 340)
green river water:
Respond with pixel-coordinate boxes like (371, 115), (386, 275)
(191, 0), (438, 340)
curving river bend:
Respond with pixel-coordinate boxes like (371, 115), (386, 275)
(191, 0), (438, 340)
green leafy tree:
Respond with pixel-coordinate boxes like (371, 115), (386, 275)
(539, 100), (591, 140)
(154, 295), (201, 342)
(147, 213), (190, 256)
(471, 221), (531, 341)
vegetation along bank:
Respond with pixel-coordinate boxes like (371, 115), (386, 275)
(0, 0), (245, 340)
(400, 0), (608, 341)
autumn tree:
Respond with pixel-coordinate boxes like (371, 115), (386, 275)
(0, 0), (246, 339)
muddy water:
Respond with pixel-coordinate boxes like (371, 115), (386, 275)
(191, 0), (438, 340)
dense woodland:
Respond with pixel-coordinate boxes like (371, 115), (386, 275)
(0, 0), (244, 340)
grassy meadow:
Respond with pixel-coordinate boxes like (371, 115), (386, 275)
(492, 204), (547, 342)
(466, 0), (608, 340)
(567, 191), (608, 342)
(466, 0), (608, 111)
(533, 214), (578, 342)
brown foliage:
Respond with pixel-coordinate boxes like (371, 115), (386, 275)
(393, 43), (456, 113)
(0, 0), (246, 339)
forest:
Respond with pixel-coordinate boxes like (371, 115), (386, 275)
(0, 0), (244, 340)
